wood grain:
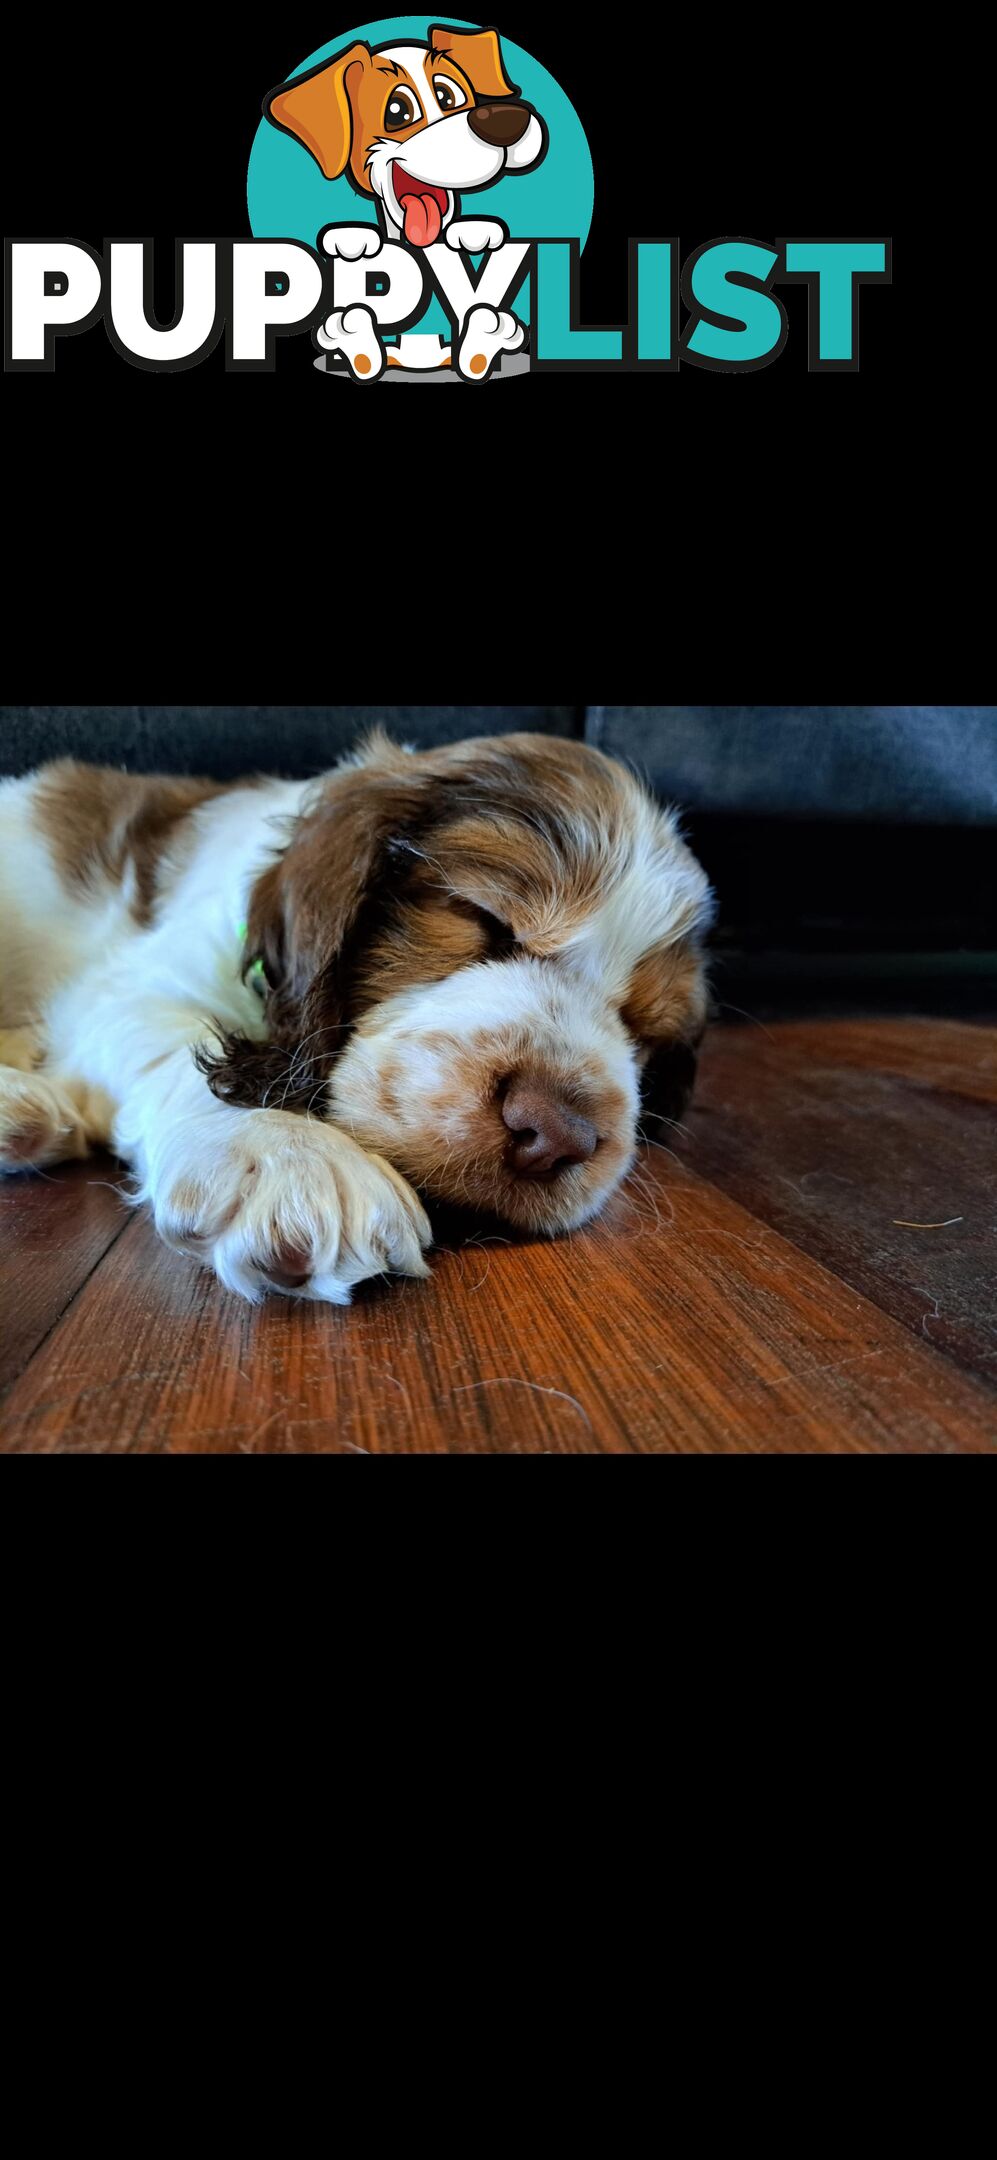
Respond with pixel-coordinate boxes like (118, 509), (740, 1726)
(682, 1020), (997, 1382)
(0, 1156), (130, 1393)
(2, 1146), (993, 1454)
(2, 1018), (993, 1454)
(709, 1017), (997, 1104)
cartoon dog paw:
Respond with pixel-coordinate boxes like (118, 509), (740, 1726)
(315, 305), (386, 381)
(319, 225), (384, 262)
(445, 219), (508, 254)
(457, 305), (525, 382)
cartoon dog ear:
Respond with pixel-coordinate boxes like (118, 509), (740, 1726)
(428, 23), (519, 99)
(264, 42), (371, 180)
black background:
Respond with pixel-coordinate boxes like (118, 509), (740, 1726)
(2, 9), (972, 711)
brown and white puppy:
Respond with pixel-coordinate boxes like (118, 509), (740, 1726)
(0, 734), (713, 1304)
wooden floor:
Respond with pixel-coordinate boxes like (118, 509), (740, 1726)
(2, 1015), (994, 1453)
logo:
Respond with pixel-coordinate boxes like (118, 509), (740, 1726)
(4, 16), (892, 376)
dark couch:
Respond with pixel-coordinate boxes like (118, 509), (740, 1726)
(0, 706), (578, 782)
(590, 707), (997, 826)
(2, 705), (995, 823)
(2, 706), (994, 964)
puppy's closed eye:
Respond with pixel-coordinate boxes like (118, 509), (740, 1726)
(440, 893), (517, 958)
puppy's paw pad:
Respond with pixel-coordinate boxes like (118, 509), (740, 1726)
(457, 305), (524, 381)
(316, 305), (386, 380)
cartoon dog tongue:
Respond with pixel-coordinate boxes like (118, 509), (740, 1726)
(400, 189), (444, 248)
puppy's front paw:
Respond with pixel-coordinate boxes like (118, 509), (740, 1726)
(315, 305), (386, 381)
(319, 225), (383, 262)
(457, 304), (525, 381)
(445, 219), (507, 253)
(155, 1115), (431, 1305)
(0, 1070), (89, 1171)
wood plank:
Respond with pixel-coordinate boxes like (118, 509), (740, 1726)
(0, 1152), (130, 1394)
(682, 1020), (997, 1382)
(2, 1143), (993, 1454)
(710, 1017), (997, 1104)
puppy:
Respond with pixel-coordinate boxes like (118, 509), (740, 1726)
(265, 21), (547, 377)
(266, 23), (546, 249)
(0, 734), (713, 1305)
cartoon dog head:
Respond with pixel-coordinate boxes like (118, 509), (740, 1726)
(265, 22), (547, 246)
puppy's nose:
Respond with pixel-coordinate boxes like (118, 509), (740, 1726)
(502, 1079), (599, 1178)
(468, 101), (532, 148)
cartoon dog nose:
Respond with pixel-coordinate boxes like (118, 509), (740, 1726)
(468, 101), (533, 148)
(502, 1079), (599, 1178)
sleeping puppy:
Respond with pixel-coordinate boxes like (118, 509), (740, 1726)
(0, 734), (713, 1304)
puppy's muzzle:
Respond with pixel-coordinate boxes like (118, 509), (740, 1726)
(468, 102), (533, 148)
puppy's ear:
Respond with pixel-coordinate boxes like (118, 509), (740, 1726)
(265, 42), (371, 179)
(429, 24), (519, 98)
(198, 757), (432, 1112)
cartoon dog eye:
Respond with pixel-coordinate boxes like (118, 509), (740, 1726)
(384, 88), (423, 130)
(432, 76), (468, 112)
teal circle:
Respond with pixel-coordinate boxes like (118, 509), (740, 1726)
(247, 17), (593, 338)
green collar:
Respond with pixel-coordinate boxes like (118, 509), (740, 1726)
(238, 921), (267, 995)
